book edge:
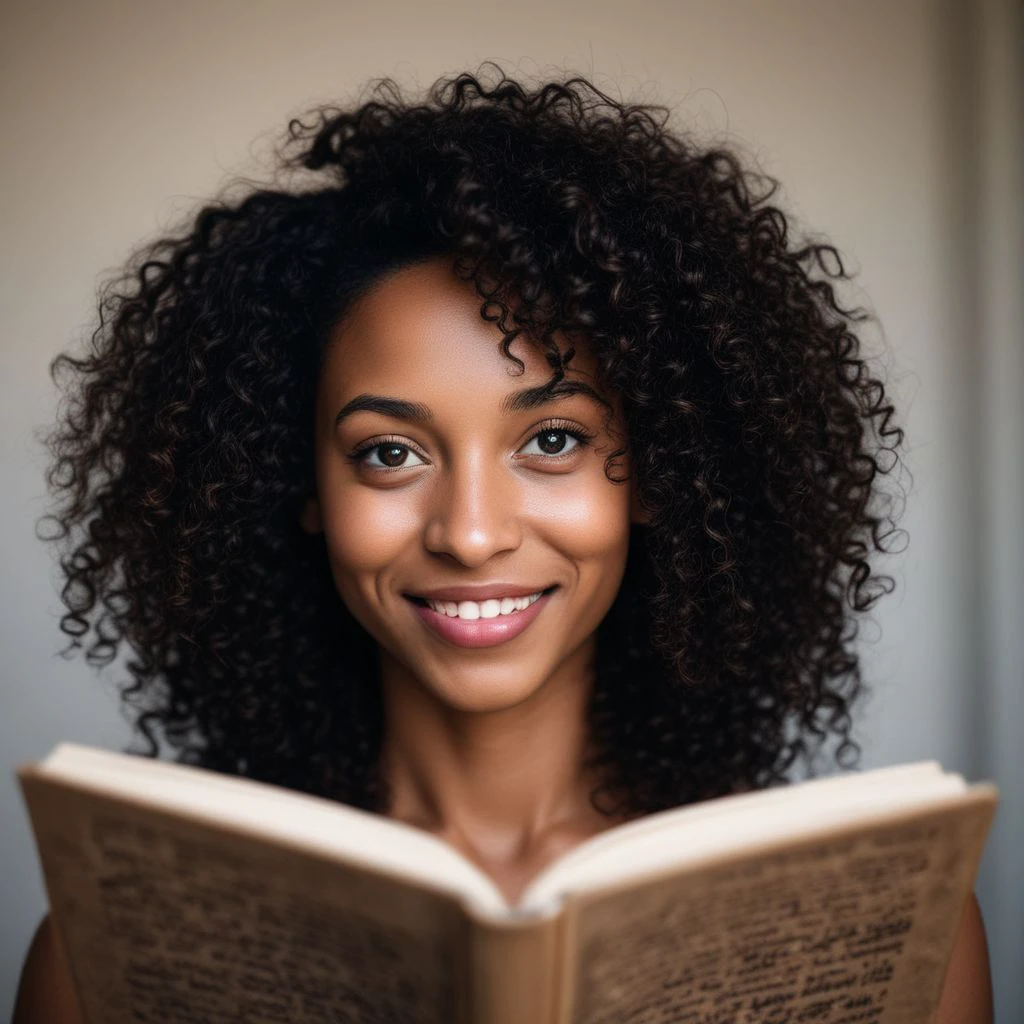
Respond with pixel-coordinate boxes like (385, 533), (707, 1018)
(519, 784), (999, 915)
(17, 758), (509, 915)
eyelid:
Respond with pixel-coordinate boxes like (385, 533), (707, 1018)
(529, 417), (596, 440)
(517, 418), (596, 458)
(348, 434), (430, 469)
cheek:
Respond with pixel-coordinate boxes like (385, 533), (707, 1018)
(319, 483), (420, 602)
(525, 467), (632, 571)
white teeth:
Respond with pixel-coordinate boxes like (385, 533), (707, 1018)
(457, 601), (480, 620)
(424, 592), (544, 619)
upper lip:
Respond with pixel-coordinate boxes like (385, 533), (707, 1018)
(407, 583), (554, 602)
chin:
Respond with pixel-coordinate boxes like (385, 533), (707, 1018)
(431, 675), (548, 714)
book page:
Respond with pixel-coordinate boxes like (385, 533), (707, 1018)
(23, 777), (471, 1024)
(37, 743), (505, 914)
(521, 764), (958, 911)
(564, 797), (994, 1024)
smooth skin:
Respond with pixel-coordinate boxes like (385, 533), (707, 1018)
(305, 258), (639, 898)
(13, 259), (994, 1022)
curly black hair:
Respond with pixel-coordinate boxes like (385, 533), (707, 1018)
(45, 66), (903, 816)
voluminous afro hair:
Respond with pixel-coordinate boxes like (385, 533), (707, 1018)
(47, 67), (903, 815)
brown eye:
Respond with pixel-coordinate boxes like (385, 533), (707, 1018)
(538, 430), (568, 454)
(378, 443), (408, 467)
(521, 428), (584, 458)
(355, 441), (426, 470)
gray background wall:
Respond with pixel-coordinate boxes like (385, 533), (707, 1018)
(2, 0), (1020, 1019)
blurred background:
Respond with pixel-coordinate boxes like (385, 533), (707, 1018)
(1, 0), (1020, 1019)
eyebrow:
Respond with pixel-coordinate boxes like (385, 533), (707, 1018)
(501, 379), (610, 415)
(334, 379), (609, 427)
(334, 395), (432, 426)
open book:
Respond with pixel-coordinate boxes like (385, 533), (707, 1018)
(19, 745), (996, 1024)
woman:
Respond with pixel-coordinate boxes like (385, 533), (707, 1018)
(14, 68), (991, 1021)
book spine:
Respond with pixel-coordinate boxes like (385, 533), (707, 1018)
(465, 910), (563, 1024)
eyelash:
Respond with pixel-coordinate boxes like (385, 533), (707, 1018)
(349, 435), (427, 472)
(516, 420), (595, 461)
(349, 420), (596, 472)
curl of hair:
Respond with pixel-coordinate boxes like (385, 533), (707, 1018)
(45, 66), (904, 814)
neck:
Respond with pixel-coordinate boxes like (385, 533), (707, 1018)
(378, 641), (610, 878)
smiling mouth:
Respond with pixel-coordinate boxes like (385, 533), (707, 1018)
(405, 586), (557, 621)
(405, 586), (557, 649)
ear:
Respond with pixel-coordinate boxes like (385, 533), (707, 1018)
(299, 496), (323, 534)
(629, 474), (650, 526)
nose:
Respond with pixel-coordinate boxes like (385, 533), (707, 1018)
(423, 453), (522, 567)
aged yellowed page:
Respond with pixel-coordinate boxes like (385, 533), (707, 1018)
(19, 754), (997, 1024)
(22, 774), (471, 1024)
(560, 794), (995, 1024)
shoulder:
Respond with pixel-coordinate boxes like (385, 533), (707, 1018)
(12, 913), (85, 1024)
(934, 892), (993, 1024)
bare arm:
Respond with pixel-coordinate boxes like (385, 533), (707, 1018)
(934, 892), (994, 1024)
(12, 914), (84, 1024)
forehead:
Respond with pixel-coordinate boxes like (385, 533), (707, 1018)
(320, 257), (601, 399)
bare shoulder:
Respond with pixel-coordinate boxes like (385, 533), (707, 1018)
(12, 913), (85, 1024)
(934, 892), (993, 1024)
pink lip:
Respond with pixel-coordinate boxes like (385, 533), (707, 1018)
(409, 591), (554, 648)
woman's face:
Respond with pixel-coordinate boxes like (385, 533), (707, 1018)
(307, 256), (634, 713)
